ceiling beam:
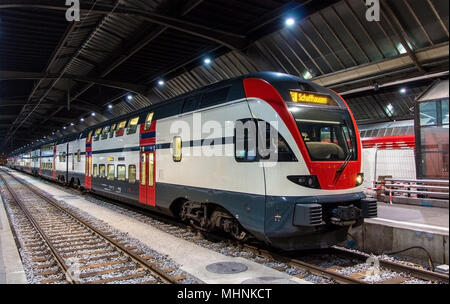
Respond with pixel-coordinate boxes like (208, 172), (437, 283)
(0, 2), (248, 50)
(381, 1), (424, 72)
(39, 0), (203, 125)
(1, 19), (78, 149)
(0, 71), (148, 95)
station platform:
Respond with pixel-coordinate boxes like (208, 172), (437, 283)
(7, 170), (310, 284)
(347, 202), (449, 266)
(0, 192), (28, 284)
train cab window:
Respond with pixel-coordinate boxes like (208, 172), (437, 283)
(129, 165), (136, 184)
(144, 112), (154, 131)
(127, 117), (139, 135)
(117, 165), (126, 181)
(93, 165), (98, 178)
(110, 124), (117, 138)
(101, 126), (110, 140)
(173, 137), (182, 162)
(77, 150), (81, 162)
(87, 131), (93, 142)
(94, 128), (102, 141)
(116, 121), (127, 137)
(107, 164), (115, 180)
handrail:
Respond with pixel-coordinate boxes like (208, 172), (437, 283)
(374, 178), (449, 201)
(384, 178), (449, 185)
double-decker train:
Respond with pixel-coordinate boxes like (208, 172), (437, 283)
(7, 72), (377, 250)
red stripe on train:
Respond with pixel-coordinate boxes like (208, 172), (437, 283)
(243, 78), (361, 190)
(361, 135), (415, 149)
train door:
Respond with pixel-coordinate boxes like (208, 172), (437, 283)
(85, 131), (93, 189)
(66, 143), (69, 183)
(39, 150), (42, 176)
(139, 151), (156, 206)
(139, 112), (156, 206)
(52, 146), (57, 179)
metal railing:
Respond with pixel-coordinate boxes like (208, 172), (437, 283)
(374, 178), (449, 202)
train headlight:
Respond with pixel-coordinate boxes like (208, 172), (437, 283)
(287, 175), (321, 189)
(356, 173), (364, 186)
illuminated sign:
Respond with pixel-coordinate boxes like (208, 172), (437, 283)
(289, 91), (337, 106)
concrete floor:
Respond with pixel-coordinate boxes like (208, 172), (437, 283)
(0, 193), (28, 284)
(371, 202), (449, 235)
(8, 171), (310, 284)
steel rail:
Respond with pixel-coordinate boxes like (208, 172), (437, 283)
(6, 168), (448, 284)
(0, 173), (75, 283)
(331, 246), (449, 284)
(242, 244), (367, 284)
(0, 169), (177, 284)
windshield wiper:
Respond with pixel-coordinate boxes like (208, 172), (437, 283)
(336, 153), (351, 175)
(333, 153), (351, 184)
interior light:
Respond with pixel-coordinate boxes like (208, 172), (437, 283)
(158, 80), (165, 87)
(285, 18), (295, 27)
(303, 70), (313, 80)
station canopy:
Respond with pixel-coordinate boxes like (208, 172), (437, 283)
(0, 0), (448, 152)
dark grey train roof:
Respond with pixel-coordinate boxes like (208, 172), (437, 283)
(15, 71), (349, 153)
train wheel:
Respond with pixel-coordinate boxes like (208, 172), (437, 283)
(210, 210), (247, 241)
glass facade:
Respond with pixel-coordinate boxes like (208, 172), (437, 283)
(417, 98), (449, 179)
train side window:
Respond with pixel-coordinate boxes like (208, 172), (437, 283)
(94, 128), (102, 141)
(129, 165), (136, 184)
(199, 87), (230, 109)
(259, 122), (297, 162)
(140, 154), (146, 186)
(127, 117), (139, 135)
(144, 113), (154, 131)
(109, 124), (117, 138)
(235, 120), (257, 162)
(99, 164), (106, 178)
(77, 150), (81, 162)
(107, 164), (115, 180)
(87, 131), (93, 142)
(173, 137), (182, 162)
(116, 121), (127, 137)
(182, 96), (198, 113)
(101, 126), (110, 140)
(93, 164), (98, 178)
(149, 154), (154, 186)
(117, 165), (126, 181)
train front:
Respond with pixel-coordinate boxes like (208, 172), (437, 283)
(243, 73), (377, 250)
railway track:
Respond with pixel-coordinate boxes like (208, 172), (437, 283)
(0, 169), (183, 284)
(80, 190), (450, 284)
(3, 168), (449, 285)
